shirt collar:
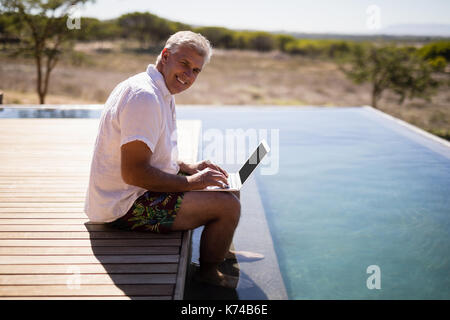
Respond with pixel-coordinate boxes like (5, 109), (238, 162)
(146, 64), (172, 98)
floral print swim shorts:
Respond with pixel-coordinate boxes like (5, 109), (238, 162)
(107, 190), (185, 234)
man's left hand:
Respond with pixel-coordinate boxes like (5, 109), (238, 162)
(184, 160), (228, 178)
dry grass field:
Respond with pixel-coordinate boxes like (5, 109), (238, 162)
(1, 41), (449, 139)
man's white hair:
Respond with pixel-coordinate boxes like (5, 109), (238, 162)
(156, 31), (213, 66)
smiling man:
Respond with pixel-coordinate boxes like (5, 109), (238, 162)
(84, 31), (245, 288)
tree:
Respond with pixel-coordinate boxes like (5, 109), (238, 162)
(0, 0), (92, 104)
(0, 12), (23, 47)
(339, 44), (441, 109)
(118, 12), (176, 49)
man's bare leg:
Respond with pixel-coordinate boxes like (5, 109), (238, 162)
(225, 191), (265, 261)
(171, 191), (242, 288)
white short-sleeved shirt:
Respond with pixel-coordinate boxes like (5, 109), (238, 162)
(84, 64), (180, 223)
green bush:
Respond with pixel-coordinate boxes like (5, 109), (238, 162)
(284, 39), (353, 58)
(70, 18), (121, 41)
(193, 28), (278, 52)
(418, 41), (450, 62)
(194, 26), (235, 49)
(231, 31), (251, 49)
(247, 31), (277, 52)
(275, 34), (297, 52)
(428, 128), (450, 141)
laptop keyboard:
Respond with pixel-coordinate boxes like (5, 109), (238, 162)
(205, 173), (236, 190)
(228, 174), (236, 189)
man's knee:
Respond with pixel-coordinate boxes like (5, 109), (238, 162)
(219, 192), (240, 225)
(230, 190), (240, 200)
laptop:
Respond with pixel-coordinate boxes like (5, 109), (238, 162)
(196, 140), (270, 191)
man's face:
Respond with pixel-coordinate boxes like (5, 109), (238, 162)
(160, 45), (205, 95)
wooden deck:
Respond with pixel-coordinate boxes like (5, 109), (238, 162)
(0, 118), (201, 300)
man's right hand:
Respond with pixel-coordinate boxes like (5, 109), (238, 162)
(187, 168), (229, 190)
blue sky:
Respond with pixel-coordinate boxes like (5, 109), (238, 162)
(80, 0), (450, 34)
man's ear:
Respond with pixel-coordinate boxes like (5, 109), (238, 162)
(161, 48), (169, 64)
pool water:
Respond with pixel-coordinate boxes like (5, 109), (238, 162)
(0, 106), (103, 118)
(178, 106), (450, 300)
(2, 105), (449, 299)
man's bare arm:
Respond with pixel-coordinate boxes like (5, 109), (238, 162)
(121, 140), (228, 191)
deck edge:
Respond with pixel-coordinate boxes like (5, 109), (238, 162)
(173, 229), (192, 300)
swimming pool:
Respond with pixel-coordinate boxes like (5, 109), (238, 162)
(1, 105), (449, 299)
(179, 106), (450, 300)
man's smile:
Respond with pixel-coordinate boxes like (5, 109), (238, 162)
(176, 75), (187, 85)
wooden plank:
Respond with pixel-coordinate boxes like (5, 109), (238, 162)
(0, 154), (90, 158)
(0, 186), (87, 190)
(0, 239), (181, 247)
(0, 118), (201, 300)
(0, 173), (87, 177)
(0, 224), (104, 231)
(0, 219), (89, 225)
(0, 179), (88, 183)
(0, 255), (179, 264)
(0, 284), (174, 297)
(0, 203), (84, 208)
(0, 134), (94, 139)
(0, 274), (177, 285)
(0, 246), (179, 255)
(0, 213), (88, 218)
(174, 230), (192, 300)
(0, 231), (182, 239)
(0, 176), (87, 180)
(0, 174), (87, 178)
(0, 162), (89, 166)
(0, 224), (177, 232)
(0, 197), (86, 201)
(0, 264), (178, 274)
(0, 148), (90, 153)
(0, 191), (86, 195)
(0, 208), (84, 213)
(0, 296), (172, 300)
(0, 190), (86, 195)
(0, 199), (86, 203)
(0, 118), (100, 124)
(0, 188), (88, 193)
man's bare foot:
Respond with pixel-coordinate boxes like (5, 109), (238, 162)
(194, 268), (253, 289)
(225, 250), (264, 262)
(194, 269), (238, 288)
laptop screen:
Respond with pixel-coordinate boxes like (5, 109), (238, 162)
(238, 140), (270, 184)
